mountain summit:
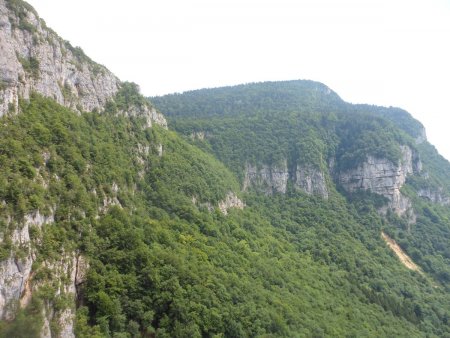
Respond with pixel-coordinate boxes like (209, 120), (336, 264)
(1, 1), (450, 337)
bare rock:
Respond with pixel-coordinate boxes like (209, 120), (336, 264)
(295, 164), (329, 198)
(218, 192), (245, 215)
(338, 145), (420, 218)
(0, 210), (54, 320)
(418, 188), (450, 205)
(243, 161), (289, 194)
(0, 0), (121, 117)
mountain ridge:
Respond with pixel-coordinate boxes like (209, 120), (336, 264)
(2, 0), (450, 337)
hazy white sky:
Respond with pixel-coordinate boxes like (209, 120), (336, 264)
(27, 0), (450, 160)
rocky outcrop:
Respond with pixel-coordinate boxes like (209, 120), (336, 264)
(98, 182), (122, 214)
(294, 164), (329, 198)
(0, 207), (87, 337)
(243, 162), (289, 194)
(417, 188), (450, 205)
(0, 210), (54, 320)
(0, 256), (31, 320)
(190, 131), (211, 141)
(40, 254), (87, 338)
(0, 0), (167, 128)
(338, 145), (421, 218)
(415, 127), (427, 144)
(243, 161), (329, 197)
(0, 0), (120, 116)
(191, 192), (244, 215)
(218, 192), (245, 215)
(121, 105), (167, 129)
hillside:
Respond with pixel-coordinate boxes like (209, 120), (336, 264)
(152, 81), (450, 336)
(1, 0), (450, 337)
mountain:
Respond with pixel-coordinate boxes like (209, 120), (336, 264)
(1, 0), (450, 337)
(152, 81), (450, 335)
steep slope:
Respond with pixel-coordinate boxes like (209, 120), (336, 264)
(0, 0), (167, 129)
(0, 0), (118, 115)
(0, 94), (441, 338)
(151, 81), (442, 217)
(2, 0), (450, 337)
(0, 90), (247, 336)
(152, 80), (450, 335)
(0, 91), (440, 337)
(0, 0), (174, 336)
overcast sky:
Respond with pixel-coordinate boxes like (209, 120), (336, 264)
(27, 0), (450, 161)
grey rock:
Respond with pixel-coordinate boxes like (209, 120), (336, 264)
(0, 1), (168, 128)
(0, 0), (120, 117)
(338, 145), (420, 218)
(243, 161), (289, 194)
(415, 127), (427, 144)
(218, 192), (245, 215)
(295, 164), (329, 199)
(0, 210), (53, 320)
(418, 188), (450, 205)
(120, 105), (167, 129)
(244, 161), (329, 197)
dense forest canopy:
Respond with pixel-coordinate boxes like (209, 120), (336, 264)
(1, 91), (449, 337)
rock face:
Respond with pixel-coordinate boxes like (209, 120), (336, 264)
(417, 188), (450, 205)
(415, 127), (427, 144)
(243, 161), (329, 198)
(0, 211), (54, 320)
(121, 104), (167, 129)
(38, 254), (86, 338)
(0, 0), (167, 128)
(218, 192), (245, 215)
(338, 145), (421, 218)
(294, 164), (329, 199)
(190, 131), (206, 140)
(0, 208), (87, 337)
(0, 0), (120, 116)
(243, 162), (290, 194)
(191, 192), (245, 215)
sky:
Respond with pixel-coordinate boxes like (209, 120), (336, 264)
(27, 0), (450, 161)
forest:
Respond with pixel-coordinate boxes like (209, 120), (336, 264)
(1, 80), (450, 337)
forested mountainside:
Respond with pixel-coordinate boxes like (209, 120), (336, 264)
(151, 82), (450, 336)
(1, 0), (450, 337)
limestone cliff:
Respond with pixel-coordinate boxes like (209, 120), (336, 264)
(0, 0), (167, 334)
(338, 145), (421, 218)
(120, 103), (167, 129)
(0, 0), (167, 128)
(218, 192), (245, 215)
(294, 164), (329, 199)
(243, 161), (329, 198)
(417, 187), (450, 206)
(0, 211), (53, 320)
(415, 126), (427, 144)
(243, 162), (289, 194)
(0, 0), (119, 115)
(0, 209), (88, 337)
